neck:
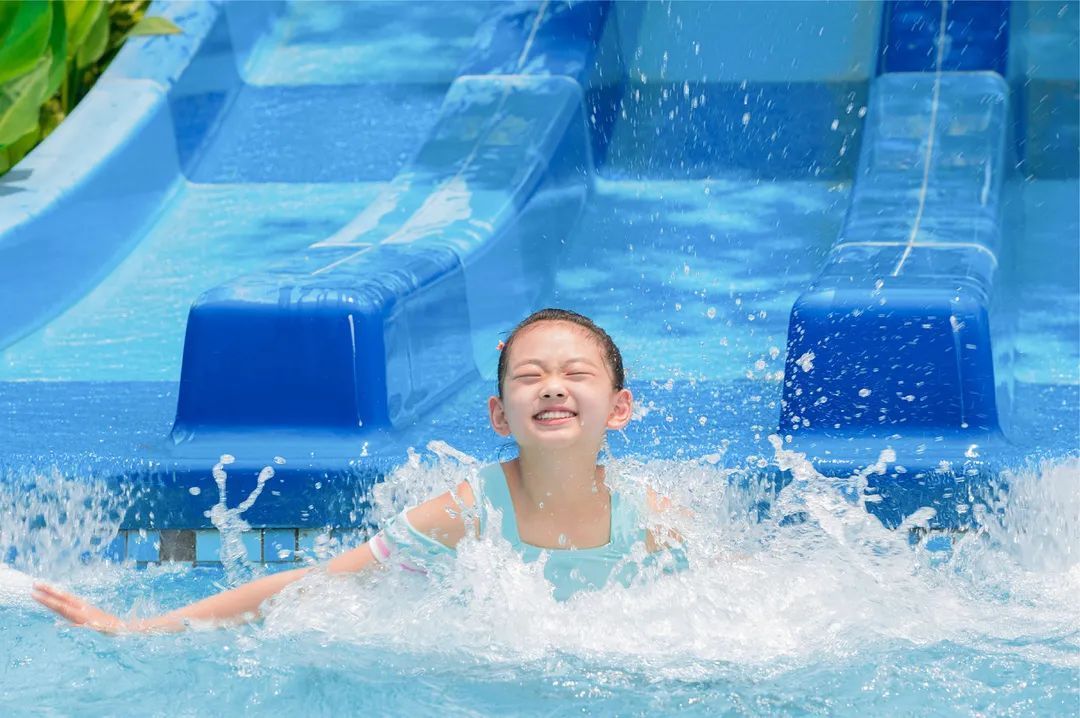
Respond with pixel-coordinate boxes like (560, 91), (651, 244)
(513, 447), (606, 512)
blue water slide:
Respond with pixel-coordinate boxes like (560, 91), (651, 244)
(0, 1), (615, 533)
(168, 3), (608, 456)
(777, 0), (1077, 527)
(0, 2), (219, 351)
(781, 72), (1008, 481)
(0, 0), (1074, 549)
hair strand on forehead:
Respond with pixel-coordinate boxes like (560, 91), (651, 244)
(496, 308), (624, 397)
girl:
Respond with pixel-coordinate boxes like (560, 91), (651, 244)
(32, 308), (683, 633)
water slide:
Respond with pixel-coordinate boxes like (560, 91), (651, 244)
(0, 1), (1075, 562)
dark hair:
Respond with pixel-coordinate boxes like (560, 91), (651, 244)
(496, 308), (625, 398)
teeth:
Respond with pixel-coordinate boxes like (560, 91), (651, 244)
(536, 411), (575, 420)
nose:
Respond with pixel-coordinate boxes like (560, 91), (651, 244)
(540, 381), (566, 400)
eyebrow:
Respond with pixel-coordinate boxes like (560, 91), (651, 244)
(511, 357), (598, 371)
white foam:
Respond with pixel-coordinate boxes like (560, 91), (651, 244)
(258, 444), (1080, 672)
(0, 565), (34, 605)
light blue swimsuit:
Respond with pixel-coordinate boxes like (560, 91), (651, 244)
(371, 463), (686, 601)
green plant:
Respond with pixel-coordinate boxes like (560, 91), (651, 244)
(0, 0), (179, 175)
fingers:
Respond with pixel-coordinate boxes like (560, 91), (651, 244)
(31, 583), (81, 615)
(31, 583), (123, 634)
(32, 582), (75, 604)
(32, 585), (83, 620)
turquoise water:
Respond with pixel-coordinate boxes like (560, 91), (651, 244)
(2, 453), (1076, 715)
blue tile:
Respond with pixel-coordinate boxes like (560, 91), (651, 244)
(298, 529), (330, 560)
(127, 530), (160, 562)
(242, 532), (262, 562)
(263, 529), (296, 562)
(102, 534), (126, 563)
(195, 530), (261, 563)
(195, 530), (221, 563)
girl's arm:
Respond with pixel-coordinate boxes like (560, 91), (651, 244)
(32, 480), (475, 634)
(32, 544), (378, 635)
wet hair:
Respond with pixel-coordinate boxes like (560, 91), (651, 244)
(496, 308), (625, 398)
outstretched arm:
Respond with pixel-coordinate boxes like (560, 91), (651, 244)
(32, 479), (476, 634)
(32, 542), (380, 634)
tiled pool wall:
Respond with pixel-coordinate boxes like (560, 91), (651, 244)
(108, 523), (965, 566)
(106, 527), (367, 566)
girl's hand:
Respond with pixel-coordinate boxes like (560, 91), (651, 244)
(32, 583), (130, 635)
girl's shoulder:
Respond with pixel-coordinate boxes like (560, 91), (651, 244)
(401, 478), (478, 550)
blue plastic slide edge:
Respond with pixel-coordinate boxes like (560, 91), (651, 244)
(878, 1), (1010, 75)
(779, 72), (1009, 475)
(0, 1), (222, 352)
(172, 1), (611, 440)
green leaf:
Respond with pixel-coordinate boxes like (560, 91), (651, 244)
(7, 122), (42, 163)
(0, 128), (38, 172)
(45, 0), (68, 96)
(128, 15), (180, 36)
(0, 2), (53, 85)
(0, 3), (21, 37)
(75, 3), (109, 68)
(0, 57), (49, 146)
(64, 0), (103, 60)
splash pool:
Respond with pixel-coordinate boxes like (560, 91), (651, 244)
(0, 1), (1077, 715)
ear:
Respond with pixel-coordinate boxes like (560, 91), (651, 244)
(605, 388), (634, 430)
(488, 395), (512, 437)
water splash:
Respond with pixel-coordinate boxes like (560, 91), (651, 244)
(971, 457), (1080, 574)
(261, 442), (1078, 677)
(0, 465), (130, 580)
(204, 457), (275, 585)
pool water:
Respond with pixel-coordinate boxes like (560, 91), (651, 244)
(1, 451), (1076, 716)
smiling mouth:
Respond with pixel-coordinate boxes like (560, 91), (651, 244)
(533, 410), (577, 424)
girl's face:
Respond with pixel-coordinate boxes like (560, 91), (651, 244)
(488, 321), (633, 453)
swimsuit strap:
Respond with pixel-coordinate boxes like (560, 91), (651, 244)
(607, 486), (646, 550)
(476, 463), (520, 544)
